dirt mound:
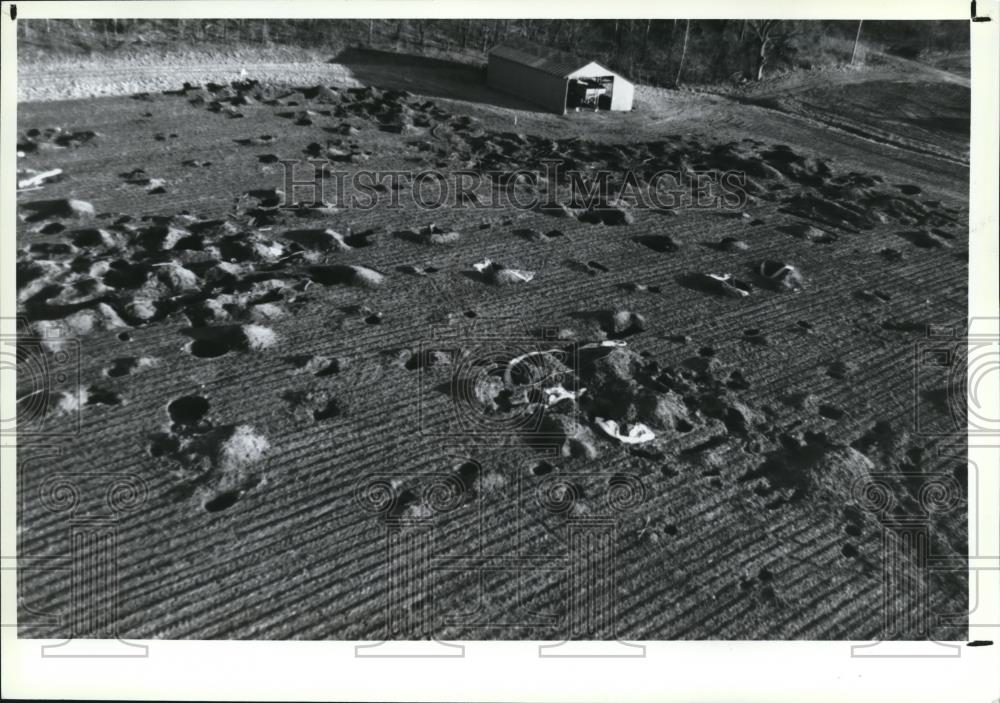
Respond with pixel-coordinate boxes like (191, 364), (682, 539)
(442, 337), (776, 463)
(778, 222), (836, 243)
(283, 228), (353, 252)
(181, 324), (277, 358)
(394, 224), (461, 246)
(469, 259), (535, 285)
(148, 79), (963, 245)
(781, 178), (959, 232)
(308, 264), (384, 288)
(21, 199), (96, 222)
(741, 431), (876, 509)
(12, 65), (971, 642)
(755, 261), (805, 291)
(150, 415), (271, 508)
(678, 272), (754, 299)
(18, 127), (99, 153)
(14, 182), (402, 352)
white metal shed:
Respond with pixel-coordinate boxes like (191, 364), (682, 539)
(487, 42), (635, 114)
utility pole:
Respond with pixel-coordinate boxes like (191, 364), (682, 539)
(851, 20), (863, 65)
(674, 19), (690, 87)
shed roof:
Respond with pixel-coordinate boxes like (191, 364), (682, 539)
(489, 41), (613, 79)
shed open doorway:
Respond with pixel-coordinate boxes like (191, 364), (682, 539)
(567, 76), (615, 111)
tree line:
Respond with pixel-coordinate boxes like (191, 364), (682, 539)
(19, 19), (968, 87)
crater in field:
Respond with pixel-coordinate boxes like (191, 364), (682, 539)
(818, 404), (845, 420)
(455, 461), (480, 493)
(742, 329), (768, 346)
(710, 236), (751, 252)
(21, 198), (96, 222)
(182, 324), (277, 358)
(204, 490), (241, 512)
(286, 354), (341, 376)
(283, 388), (344, 424)
(531, 460), (555, 476)
(898, 230), (951, 249)
(634, 234), (681, 253)
(312, 399), (341, 421)
(235, 134), (277, 146)
(189, 338), (230, 358)
(825, 360), (855, 380)
(86, 386), (122, 406)
(394, 224), (461, 246)
(168, 395), (210, 426)
(105, 356), (144, 377)
(14, 73), (972, 640)
(404, 348), (455, 371)
(570, 309), (646, 339)
(308, 264), (385, 287)
(739, 432), (875, 510)
(678, 272), (753, 299)
(150, 422), (271, 505)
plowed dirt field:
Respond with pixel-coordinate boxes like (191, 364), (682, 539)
(15, 59), (970, 640)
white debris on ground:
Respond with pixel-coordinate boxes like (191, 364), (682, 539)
(594, 418), (657, 444)
(472, 258), (535, 285)
(17, 168), (64, 190)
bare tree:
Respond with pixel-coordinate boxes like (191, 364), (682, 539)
(747, 20), (780, 80)
(481, 22), (491, 53)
